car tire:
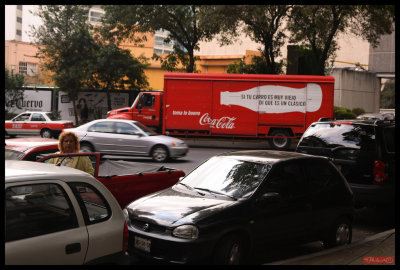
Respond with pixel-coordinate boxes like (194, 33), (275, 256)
(213, 235), (245, 265)
(323, 217), (352, 249)
(41, 128), (52, 138)
(269, 130), (291, 150)
(151, 145), (169, 162)
(80, 142), (94, 153)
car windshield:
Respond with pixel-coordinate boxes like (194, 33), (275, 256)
(5, 149), (24, 160)
(133, 121), (158, 136)
(178, 156), (272, 199)
(300, 123), (376, 150)
(45, 112), (60, 121)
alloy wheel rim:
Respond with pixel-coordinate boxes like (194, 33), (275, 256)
(335, 224), (350, 245)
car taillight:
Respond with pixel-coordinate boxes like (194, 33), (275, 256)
(373, 160), (386, 185)
(123, 221), (129, 253)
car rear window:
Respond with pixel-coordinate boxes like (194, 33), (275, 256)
(299, 123), (376, 151)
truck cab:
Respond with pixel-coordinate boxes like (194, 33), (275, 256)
(107, 91), (163, 132)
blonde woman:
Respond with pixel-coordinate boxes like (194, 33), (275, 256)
(49, 131), (94, 176)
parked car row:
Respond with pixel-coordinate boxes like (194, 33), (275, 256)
(5, 115), (395, 265)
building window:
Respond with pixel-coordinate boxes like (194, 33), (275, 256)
(17, 17), (22, 23)
(17, 5), (22, 10)
(89, 11), (104, 23)
(19, 62), (37, 76)
(16, 30), (22, 36)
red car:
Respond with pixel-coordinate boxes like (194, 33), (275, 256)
(5, 111), (73, 138)
(5, 137), (59, 161)
(5, 138), (185, 208)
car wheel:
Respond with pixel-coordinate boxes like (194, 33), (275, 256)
(213, 235), (245, 265)
(80, 142), (94, 153)
(269, 130), (291, 150)
(151, 145), (169, 162)
(323, 217), (352, 248)
(41, 128), (52, 138)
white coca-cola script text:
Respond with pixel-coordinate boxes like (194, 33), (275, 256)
(199, 113), (236, 129)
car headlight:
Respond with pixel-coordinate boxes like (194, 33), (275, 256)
(172, 225), (199, 239)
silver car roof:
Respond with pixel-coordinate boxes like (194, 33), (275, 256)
(5, 160), (93, 184)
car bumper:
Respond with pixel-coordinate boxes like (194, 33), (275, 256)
(127, 229), (215, 264)
(350, 183), (394, 206)
(169, 146), (189, 158)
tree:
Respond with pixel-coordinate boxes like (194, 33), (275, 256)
(231, 5), (292, 74)
(5, 68), (25, 115)
(29, 5), (95, 124)
(287, 5), (394, 75)
(86, 41), (149, 111)
(380, 79), (395, 109)
(101, 5), (234, 73)
(227, 56), (283, 74)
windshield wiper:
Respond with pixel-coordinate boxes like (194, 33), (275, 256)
(177, 183), (205, 196)
(194, 187), (237, 200)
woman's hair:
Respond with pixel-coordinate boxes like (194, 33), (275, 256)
(58, 131), (80, 153)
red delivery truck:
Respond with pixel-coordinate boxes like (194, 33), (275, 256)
(107, 73), (334, 150)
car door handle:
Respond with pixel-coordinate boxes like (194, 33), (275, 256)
(65, 243), (81, 254)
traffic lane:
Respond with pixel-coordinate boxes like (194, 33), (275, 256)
(102, 146), (245, 174)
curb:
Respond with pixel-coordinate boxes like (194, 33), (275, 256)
(266, 229), (395, 265)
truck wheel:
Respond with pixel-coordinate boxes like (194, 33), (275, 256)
(151, 145), (169, 162)
(323, 217), (352, 248)
(41, 128), (52, 138)
(269, 130), (291, 150)
(80, 142), (94, 153)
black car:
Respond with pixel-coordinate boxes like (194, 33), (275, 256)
(296, 118), (395, 208)
(124, 150), (354, 265)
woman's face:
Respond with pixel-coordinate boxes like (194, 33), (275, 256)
(62, 135), (76, 153)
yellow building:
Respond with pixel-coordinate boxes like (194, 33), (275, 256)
(5, 38), (259, 90)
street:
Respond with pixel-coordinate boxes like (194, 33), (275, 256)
(102, 143), (394, 265)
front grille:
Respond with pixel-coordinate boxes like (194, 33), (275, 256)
(131, 218), (167, 234)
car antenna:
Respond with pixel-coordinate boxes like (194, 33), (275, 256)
(56, 133), (87, 166)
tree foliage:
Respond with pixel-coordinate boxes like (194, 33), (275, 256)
(86, 40), (149, 111)
(287, 5), (394, 75)
(5, 68), (25, 115)
(101, 5), (234, 73)
(231, 5), (292, 74)
(29, 5), (150, 120)
(29, 5), (94, 124)
(380, 79), (395, 109)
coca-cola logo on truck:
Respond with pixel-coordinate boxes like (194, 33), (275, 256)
(199, 113), (236, 129)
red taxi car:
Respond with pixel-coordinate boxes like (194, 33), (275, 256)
(5, 111), (74, 138)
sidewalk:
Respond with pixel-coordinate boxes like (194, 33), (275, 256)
(267, 229), (395, 265)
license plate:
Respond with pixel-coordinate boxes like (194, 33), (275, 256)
(134, 236), (151, 253)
